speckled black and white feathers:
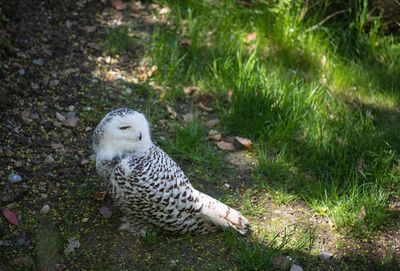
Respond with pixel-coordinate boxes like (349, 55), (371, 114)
(93, 108), (249, 236)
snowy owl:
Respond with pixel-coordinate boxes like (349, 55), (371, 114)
(93, 108), (249, 236)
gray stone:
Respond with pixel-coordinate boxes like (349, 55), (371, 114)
(32, 59), (44, 66)
(8, 173), (22, 184)
(40, 204), (51, 214)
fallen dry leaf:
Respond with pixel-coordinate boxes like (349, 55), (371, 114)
(356, 206), (366, 222)
(21, 110), (32, 123)
(183, 86), (199, 95)
(3, 208), (18, 225)
(166, 105), (177, 119)
(98, 206), (113, 218)
(245, 32), (257, 42)
(182, 113), (193, 123)
(55, 112), (66, 122)
(227, 89), (233, 102)
(207, 131), (222, 142)
(179, 38), (192, 47)
(111, 0), (127, 10)
(222, 136), (235, 143)
(216, 141), (235, 151)
(146, 65), (158, 78)
(234, 136), (253, 149)
(197, 93), (214, 105)
(205, 118), (220, 128)
(197, 102), (213, 112)
(159, 7), (171, 15)
(94, 192), (107, 201)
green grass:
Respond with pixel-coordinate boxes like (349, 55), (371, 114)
(146, 0), (400, 234)
(36, 227), (61, 271)
(160, 120), (221, 171)
(102, 25), (138, 56)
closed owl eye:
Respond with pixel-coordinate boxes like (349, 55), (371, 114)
(139, 132), (142, 140)
(119, 126), (131, 130)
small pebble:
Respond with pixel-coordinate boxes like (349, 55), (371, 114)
(41, 193), (48, 199)
(125, 87), (133, 95)
(67, 105), (75, 112)
(66, 111), (76, 118)
(45, 155), (55, 164)
(40, 204), (51, 214)
(14, 160), (23, 167)
(42, 47), (52, 56)
(319, 251), (332, 261)
(31, 83), (39, 90)
(49, 79), (60, 87)
(85, 126), (93, 132)
(8, 173), (22, 184)
(17, 68), (25, 76)
(273, 255), (292, 270)
(81, 218), (89, 223)
(30, 112), (40, 120)
(80, 159), (90, 166)
(65, 20), (72, 28)
(224, 183), (230, 189)
(32, 58), (44, 66)
(83, 106), (92, 111)
(290, 264), (303, 271)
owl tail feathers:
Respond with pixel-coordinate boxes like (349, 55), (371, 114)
(199, 193), (249, 235)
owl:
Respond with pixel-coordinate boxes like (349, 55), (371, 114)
(93, 108), (249, 236)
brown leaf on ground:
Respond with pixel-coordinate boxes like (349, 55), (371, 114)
(197, 102), (213, 112)
(216, 141), (235, 151)
(234, 136), (253, 149)
(93, 192), (107, 201)
(223, 136), (235, 143)
(183, 86), (199, 95)
(111, 0), (127, 10)
(207, 130), (222, 141)
(205, 118), (220, 128)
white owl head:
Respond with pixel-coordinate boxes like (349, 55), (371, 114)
(93, 108), (152, 160)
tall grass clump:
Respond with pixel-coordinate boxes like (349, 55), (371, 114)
(150, 0), (400, 231)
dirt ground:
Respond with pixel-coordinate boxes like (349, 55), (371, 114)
(1, 0), (399, 270)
